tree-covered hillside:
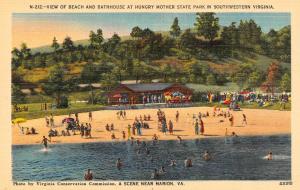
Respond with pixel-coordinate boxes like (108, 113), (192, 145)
(12, 13), (291, 105)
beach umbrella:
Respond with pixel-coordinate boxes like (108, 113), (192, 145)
(113, 94), (122, 98)
(62, 117), (75, 123)
(12, 118), (27, 125)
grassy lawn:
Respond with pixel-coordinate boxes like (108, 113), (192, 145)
(12, 100), (290, 121)
(187, 82), (240, 93)
(193, 101), (291, 111)
(12, 102), (105, 120)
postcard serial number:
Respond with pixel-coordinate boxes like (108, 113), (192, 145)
(279, 181), (292, 185)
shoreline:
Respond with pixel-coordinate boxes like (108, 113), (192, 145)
(12, 133), (291, 146)
(12, 107), (291, 146)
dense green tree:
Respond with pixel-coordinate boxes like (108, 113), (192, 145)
(132, 60), (145, 83)
(101, 73), (118, 92)
(221, 22), (239, 56)
(89, 29), (104, 49)
(238, 19), (262, 50)
(160, 64), (175, 82)
(170, 17), (181, 38)
(141, 28), (155, 39)
(103, 33), (121, 55)
(280, 73), (291, 92)
(12, 84), (25, 104)
(51, 37), (60, 52)
(62, 36), (75, 51)
(232, 63), (254, 89)
(206, 74), (216, 85)
(42, 65), (68, 107)
(89, 31), (97, 48)
(247, 71), (262, 89)
(179, 29), (197, 50)
(11, 47), (22, 68)
(95, 29), (104, 47)
(194, 12), (220, 44)
(81, 61), (99, 104)
(111, 66), (127, 83)
(130, 26), (143, 39)
(20, 43), (31, 59)
(12, 47), (22, 59)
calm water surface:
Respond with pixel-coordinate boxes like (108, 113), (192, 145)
(12, 135), (291, 181)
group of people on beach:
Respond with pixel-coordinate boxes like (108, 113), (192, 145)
(44, 112), (94, 140)
(21, 127), (37, 135)
(45, 114), (55, 127)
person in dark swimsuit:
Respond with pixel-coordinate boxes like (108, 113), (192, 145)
(41, 136), (50, 149)
(84, 169), (93, 180)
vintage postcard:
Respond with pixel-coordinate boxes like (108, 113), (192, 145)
(0, 0), (299, 189)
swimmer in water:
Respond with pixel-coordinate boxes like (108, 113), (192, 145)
(184, 158), (192, 167)
(231, 132), (238, 137)
(169, 159), (177, 166)
(145, 148), (150, 155)
(203, 150), (212, 161)
(159, 166), (166, 174)
(41, 136), (50, 149)
(84, 169), (93, 180)
(116, 158), (123, 169)
(267, 151), (273, 160)
(151, 169), (159, 179)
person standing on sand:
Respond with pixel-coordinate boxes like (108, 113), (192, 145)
(84, 169), (93, 180)
(88, 111), (93, 121)
(162, 120), (167, 135)
(116, 111), (120, 120)
(80, 124), (85, 137)
(194, 119), (199, 135)
(110, 123), (114, 131)
(242, 113), (247, 125)
(136, 121), (142, 136)
(120, 110), (124, 119)
(200, 119), (205, 135)
(75, 112), (79, 123)
(168, 120), (174, 135)
(88, 123), (92, 138)
(127, 125), (131, 140)
(41, 136), (51, 149)
(123, 110), (127, 119)
(229, 115), (234, 126)
(152, 134), (159, 141)
(45, 116), (50, 127)
(122, 131), (126, 139)
(176, 111), (179, 122)
(132, 122), (136, 136)
(50, 114), (54, 127)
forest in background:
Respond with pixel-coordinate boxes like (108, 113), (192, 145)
(11, 13), (291, 106)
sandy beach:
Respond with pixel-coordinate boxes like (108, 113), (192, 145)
(12, 107), (291, 145)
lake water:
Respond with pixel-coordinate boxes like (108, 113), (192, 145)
(12, 135), (291, 181)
